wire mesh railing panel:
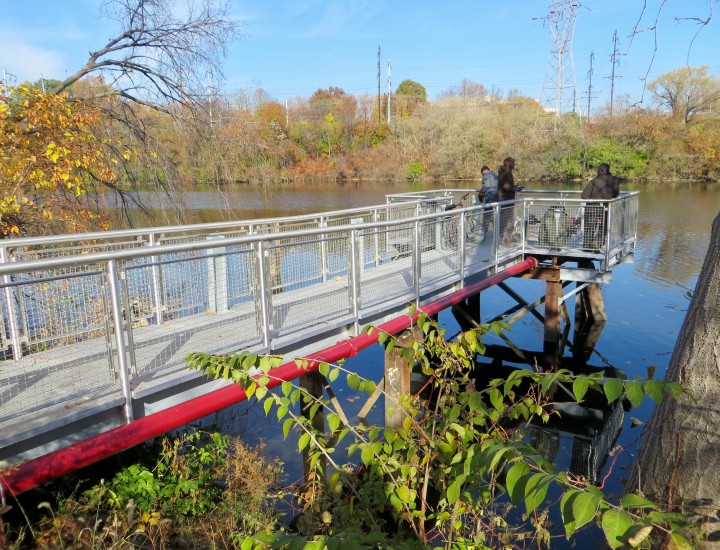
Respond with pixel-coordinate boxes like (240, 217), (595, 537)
(157, 251), (211, 320)
(158, 226), (253, 245)
(127, 244), (264, 376)
(382, 223), (415, 263)
(271, 239), (323, 294)
(270, 236), (352, 337)
(325, 212), (374, 228)
(524, 201), (585, 250)
(580, 203), (607, 251)
(609, 195), (638, 249)
(0, 270), (116, 421)
(123, 260), (157, 327)
(420, 218), (459, 291)
(495, 203), (524, 255)
(360, 224), (416, 311)
(226, 246), (258, 308)
(15, 238), (147, 260)
(18, 269), (109, 351)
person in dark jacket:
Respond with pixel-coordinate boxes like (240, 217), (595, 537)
(581, 163), (619, 200)
(497, 157), (520, 243)
(581, 163), (619, 249)
(497, 156), (516, 201)
(479, 165), (498, 233)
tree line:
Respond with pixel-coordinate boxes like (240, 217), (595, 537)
(1, 0), (718, 239)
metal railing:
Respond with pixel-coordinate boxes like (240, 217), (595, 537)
(0, 190), (638, 431)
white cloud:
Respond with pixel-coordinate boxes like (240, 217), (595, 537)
(0, 40), (67, 85)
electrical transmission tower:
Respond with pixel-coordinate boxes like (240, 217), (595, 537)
(539, 0), (581, 116)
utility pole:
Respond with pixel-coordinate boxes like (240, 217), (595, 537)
(285, 99), (289, 126)
(607, 30), (620, 116)
(586, 51), (594, 121)
(387, 60), (392, 125)
(2, 69), (16, 90)
(377, 46), (382, 123)
(538, 0), (580, 117)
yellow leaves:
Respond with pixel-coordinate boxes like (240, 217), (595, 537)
(123, 150), (132, 160)
(1, 85), (117, 235)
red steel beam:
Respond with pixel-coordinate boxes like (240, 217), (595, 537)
(1, 257), (537, 497)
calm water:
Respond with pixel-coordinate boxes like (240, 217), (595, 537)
(112, 181), (720, 545)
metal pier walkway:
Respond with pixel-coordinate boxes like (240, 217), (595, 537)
(0, 189), (638, 468)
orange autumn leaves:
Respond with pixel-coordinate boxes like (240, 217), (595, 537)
(0, 85), (115, 236)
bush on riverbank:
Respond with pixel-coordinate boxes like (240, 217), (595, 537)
(1, 432), (283, 548)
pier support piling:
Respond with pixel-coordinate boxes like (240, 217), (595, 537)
(384, 327), (421, 429)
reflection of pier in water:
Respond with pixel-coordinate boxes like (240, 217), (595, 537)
(454, 281), (626, 484)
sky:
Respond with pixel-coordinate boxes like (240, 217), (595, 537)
(1, 1), (718, 113)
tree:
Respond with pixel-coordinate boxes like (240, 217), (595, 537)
(57, 0), (242, 111)
(1, 0), (243, 232)
(630, 213), (720, 547)
(648, 66), (720, 125)
(439, 78), (489, 99)
(395, 79), (427, 118)
(396, 79), (427, 103)
(0, 86), (115, 236)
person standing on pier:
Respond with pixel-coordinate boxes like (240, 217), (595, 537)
(498, 156), (519, 243)
(581, 163), (619, 249)
(479, 165), (498, 233)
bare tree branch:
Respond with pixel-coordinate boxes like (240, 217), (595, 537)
(57, 0), (243, 111)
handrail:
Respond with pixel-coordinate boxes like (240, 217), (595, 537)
(0, 204), (482, 276)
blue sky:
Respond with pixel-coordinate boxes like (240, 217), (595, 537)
(1, 1), (718, 111)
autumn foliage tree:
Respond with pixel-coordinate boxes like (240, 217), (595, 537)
(0, 86), (117, 236)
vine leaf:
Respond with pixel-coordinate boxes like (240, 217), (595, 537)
(621, 493), (659, 510)
(602, 509), (634, 549)
(506, 462), (530, 505)
(644, 379), (665, 403)
(603, 378), (624, 404)
(524, 473), (552, 514)
(571, 491), (600, 532)
(573, 376), (590, 402)
(625, 380), (644, 408)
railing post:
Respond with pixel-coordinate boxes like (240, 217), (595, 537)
(459, 212), (466, 287)
(255, 240), (273, 350)
(206, 235), (228, 313)
(148, 233), (165, 325)
(106, 259), (135, 423)
(0, 246), (22, 361)
(320, 216), (329, 283)
(413, 220), (422, 305)
(603, 202), (613, 270)
(349, 229), (361, 335)
(521, 201), (528, 254)
(373, 209), (380, 267)
(493, 205), (501, 265)
(351, 218), (364, 272)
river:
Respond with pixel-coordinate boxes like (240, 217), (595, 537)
(105, 179), (720, 546)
